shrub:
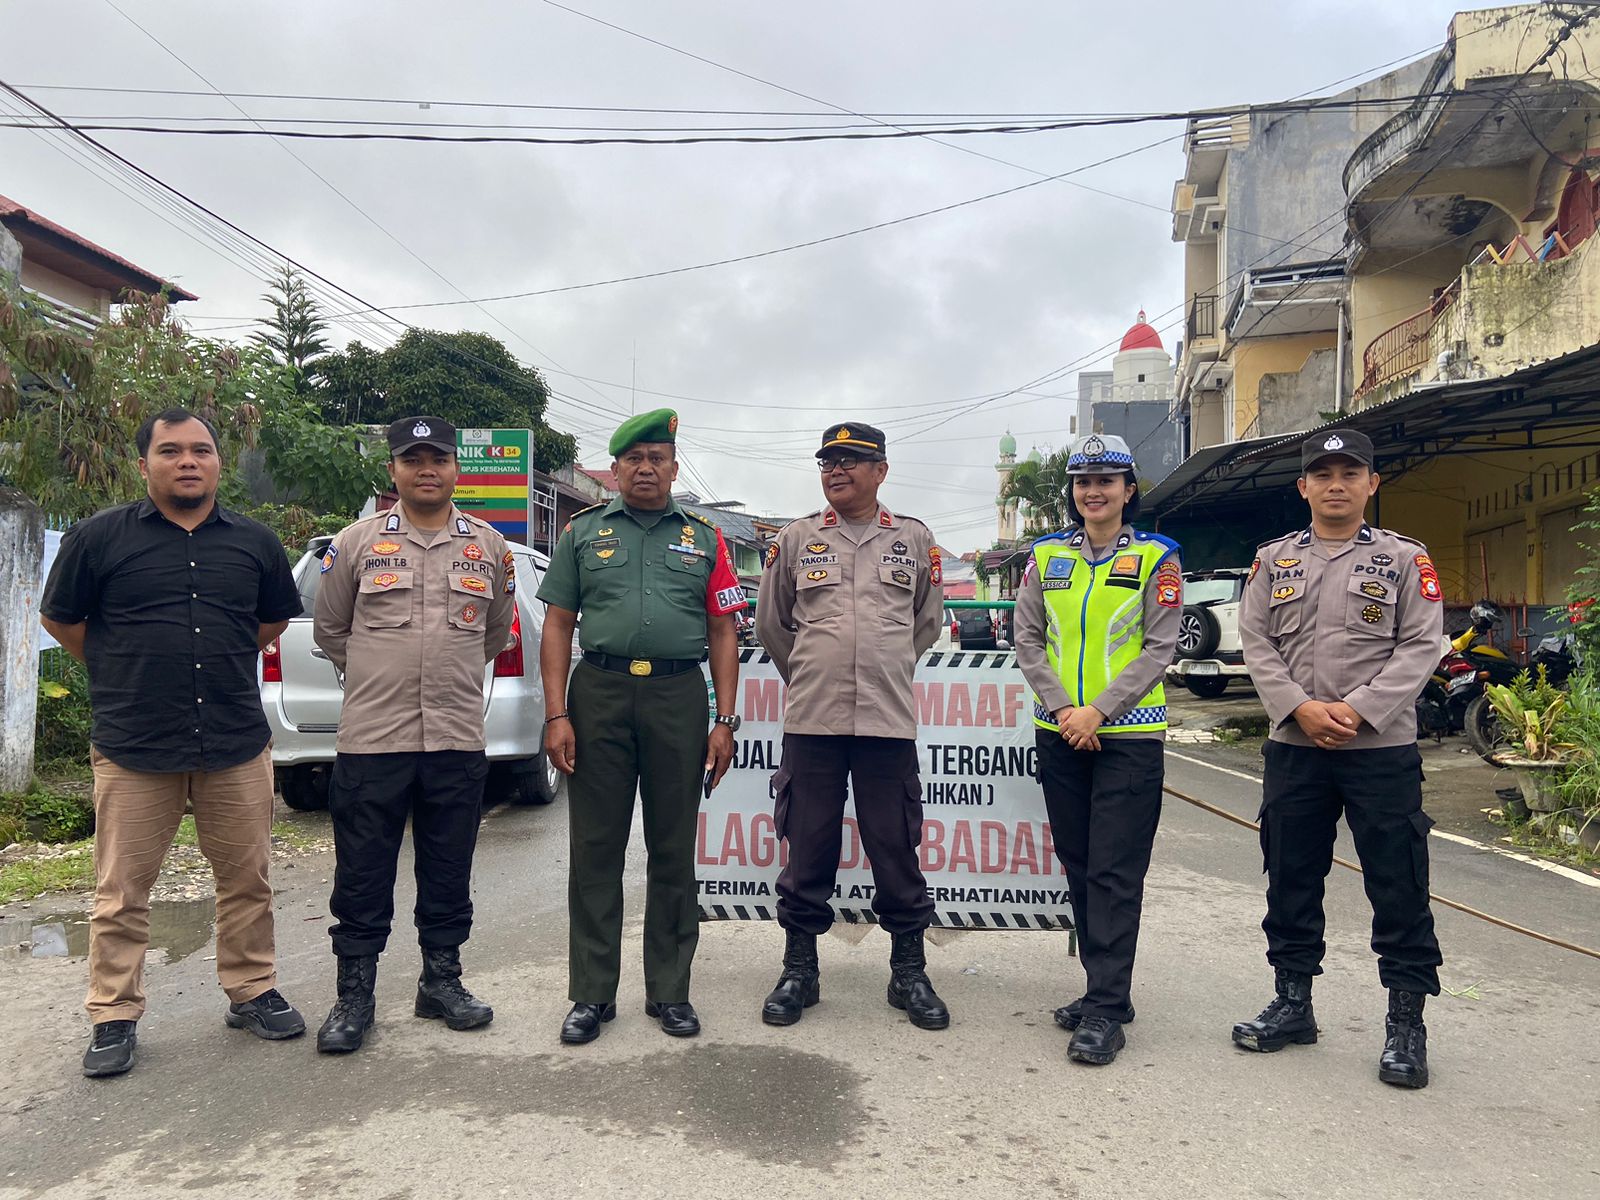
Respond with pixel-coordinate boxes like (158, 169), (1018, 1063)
(35, 650), (92, 770)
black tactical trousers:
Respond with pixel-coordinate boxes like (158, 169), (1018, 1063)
(327, 750), (488, 957)
(1258, 740), (1442, 994)
(774, 734), (936, 935)
(1035, 732), (1164, 1023)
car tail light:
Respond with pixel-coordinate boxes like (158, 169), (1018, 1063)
(494, 610), (524, 678)
(261, 638), (283, 683)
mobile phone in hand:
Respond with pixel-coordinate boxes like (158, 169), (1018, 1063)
(703, 768), (715, 799)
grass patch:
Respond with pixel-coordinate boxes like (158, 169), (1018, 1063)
(0, 842), (94, 904)
(0, 780), (94, 845)
(1216, 714), (1271, 739)
(271, 820), (322, 852)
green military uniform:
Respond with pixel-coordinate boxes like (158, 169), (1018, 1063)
(537, 410), (747, 1007)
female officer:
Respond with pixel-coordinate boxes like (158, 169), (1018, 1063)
(1013, 432), (1182, 1065)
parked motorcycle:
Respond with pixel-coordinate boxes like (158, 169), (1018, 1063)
(1450, 601), (1581, 761)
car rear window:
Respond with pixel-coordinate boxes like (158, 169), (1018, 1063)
(1186, 578), (1241, 606)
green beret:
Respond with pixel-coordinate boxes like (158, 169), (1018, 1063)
(609, 408), (679, 457)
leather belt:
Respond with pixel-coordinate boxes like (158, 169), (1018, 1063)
(582, 651), (700, 678)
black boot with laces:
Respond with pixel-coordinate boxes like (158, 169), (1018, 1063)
(1232, 968), (1318, 1053)
(415, 946), (494, 1030)
(317, 955), (378, 1054)
(1378, 990), (1429, 1089)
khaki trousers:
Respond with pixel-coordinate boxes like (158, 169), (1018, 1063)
(87, 746), (277, 1022)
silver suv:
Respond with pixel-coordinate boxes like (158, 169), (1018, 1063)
(260, 536), (560, 810)
(1167, 568), (1252, 698)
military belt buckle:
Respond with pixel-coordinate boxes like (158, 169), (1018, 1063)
(629, 659), (653, 677)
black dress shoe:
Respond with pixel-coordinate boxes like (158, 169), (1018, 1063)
(226, 988), (307, 1040)
(644, 1000), (701, 1037)
(560, 1002), (616, 1045)
(1067, 1015), (1126, 1065)
(1054, 998), (1136, 1031)
(83, 1019), (137, 1078)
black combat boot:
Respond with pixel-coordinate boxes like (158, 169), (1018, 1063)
(886, 929), (950, 1031)
(317, 955), (378, 1054)
(1378, 990), (1429, 1089)
(1067, 1016), (1126, 1065)
(1231, 967), (1318, 1053)
(762, 928), (821, 1026)
(415, 946), (494, 1030)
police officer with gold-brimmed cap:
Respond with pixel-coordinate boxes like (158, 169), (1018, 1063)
(1234, 428), (1444, 1088)
(537, 408), (748, 1044)
(756, 421), (949, 1031)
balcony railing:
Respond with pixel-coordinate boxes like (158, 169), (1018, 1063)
(19, 287), (101, 339)
(1186, 293), (1217, 344)
(1353, 281), (1459, 401)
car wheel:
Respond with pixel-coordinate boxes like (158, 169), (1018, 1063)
(495, 755), (558, 806)
(1184, 676), (1229, 699)
(1176, 606), (1222, 660)
(279, 765), (329, 812)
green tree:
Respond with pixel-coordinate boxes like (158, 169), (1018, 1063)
(1001, 451), (1073, 536)
(253, 263), (330, 393)
(317, 328), (577, 471)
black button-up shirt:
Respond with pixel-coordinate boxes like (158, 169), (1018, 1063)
(41, 498), (302, 773)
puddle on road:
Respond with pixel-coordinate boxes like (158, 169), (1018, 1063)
(0, 897), (217, 964)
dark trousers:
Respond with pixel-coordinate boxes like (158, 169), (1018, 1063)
(1035, 732), (1163, 1022)
(327, 750), (488, 958)
(1259, 741), (1442, 994)
(567, 661), (707, 1005)
(774, 734), (935, 935)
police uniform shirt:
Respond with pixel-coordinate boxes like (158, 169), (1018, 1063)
(756, 504), (944, 740)
(537, 497), (748, 658)
(313, 505), (515, 754)
(1012, 524), (1183, 741)
(1238, 524), (1444, 750)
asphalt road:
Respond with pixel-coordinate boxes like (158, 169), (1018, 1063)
(1, 740), (1597, 1200)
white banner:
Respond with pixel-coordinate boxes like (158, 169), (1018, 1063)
(697, 648), (1071, 930)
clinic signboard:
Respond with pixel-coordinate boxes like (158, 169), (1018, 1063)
(455, 428), (530, 542)
(698, 649), (1071, 931)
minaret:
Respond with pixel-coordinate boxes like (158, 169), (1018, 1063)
(996, 430), (1019, 543)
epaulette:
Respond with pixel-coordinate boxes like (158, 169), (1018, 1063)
(1381, 528), (1425, 548)
(569, 503), (604, 520)
(1255, 531), (1296, 551)
(1135, 531), (1181, 553)
(1030, 530), (1070, 546)
(686, 510), (717, 528)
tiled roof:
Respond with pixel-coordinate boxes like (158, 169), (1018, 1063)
(0, 192), (198, 301)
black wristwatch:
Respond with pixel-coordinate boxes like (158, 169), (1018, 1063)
(714, 714), (742, 731)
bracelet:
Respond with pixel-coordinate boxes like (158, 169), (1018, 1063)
(544, 713), (570, 724)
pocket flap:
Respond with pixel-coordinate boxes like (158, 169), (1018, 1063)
(879, 564), (914, 589)
(449, 573), (494, 598)
(797, 567), (840, 590)
(359, 568), (414, 593)
(582, 544), (629, 569)
(1347, 573), (1397, 605)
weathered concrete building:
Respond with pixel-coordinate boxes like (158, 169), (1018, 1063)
(1150, 5), (1600, 617)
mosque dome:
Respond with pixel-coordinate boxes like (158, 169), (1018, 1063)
(1119, 308), (1164, 353)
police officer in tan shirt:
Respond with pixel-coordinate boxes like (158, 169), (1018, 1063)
(1233, 428), (1444, 1089)
(756, 422), (949, 1030)
(312, 416), (515, 1054)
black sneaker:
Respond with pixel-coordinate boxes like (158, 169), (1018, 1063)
(83, 1020), (137, 1078)
(225, 988), (307, 1040)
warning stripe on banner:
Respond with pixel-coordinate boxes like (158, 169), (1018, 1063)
(736, 648), (1020, 669)
(698, 905), (1070, 930)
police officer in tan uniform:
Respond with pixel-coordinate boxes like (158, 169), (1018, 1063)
(756, 422), (949, 1030)
(312, 416), (516, 1054)
(1234, 428), (1444, 1089)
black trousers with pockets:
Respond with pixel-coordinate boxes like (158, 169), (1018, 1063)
(1258, 740), (1442, 994)
(327, 750), (488, 958)
(1035, 732), (1164, 1023)
(774, 734), (935, 935)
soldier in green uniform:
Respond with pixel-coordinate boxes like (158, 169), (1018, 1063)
(537, 409), (748, 1044)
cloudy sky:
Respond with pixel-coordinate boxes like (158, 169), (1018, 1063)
(2, 0), (1474, 551)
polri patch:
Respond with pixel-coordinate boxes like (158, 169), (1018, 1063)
(929, 546), (943, 586)
(463, 543), (483, 560)
(1362, 603), (1383, 624)
(765, 542), (780, 568)
(320, 545), (338, 573)
(892, 540), (908, 555)
(460, 604), (478, 625)
(1371, 553), (1393, 567)
(1248, 558), (1260, 583)
(1415, 553), (1442, 602)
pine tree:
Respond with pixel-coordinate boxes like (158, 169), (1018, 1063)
(253, 263), (330, 393)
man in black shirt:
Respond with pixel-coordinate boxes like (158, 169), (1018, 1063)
(41, 407), (307, 1078)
